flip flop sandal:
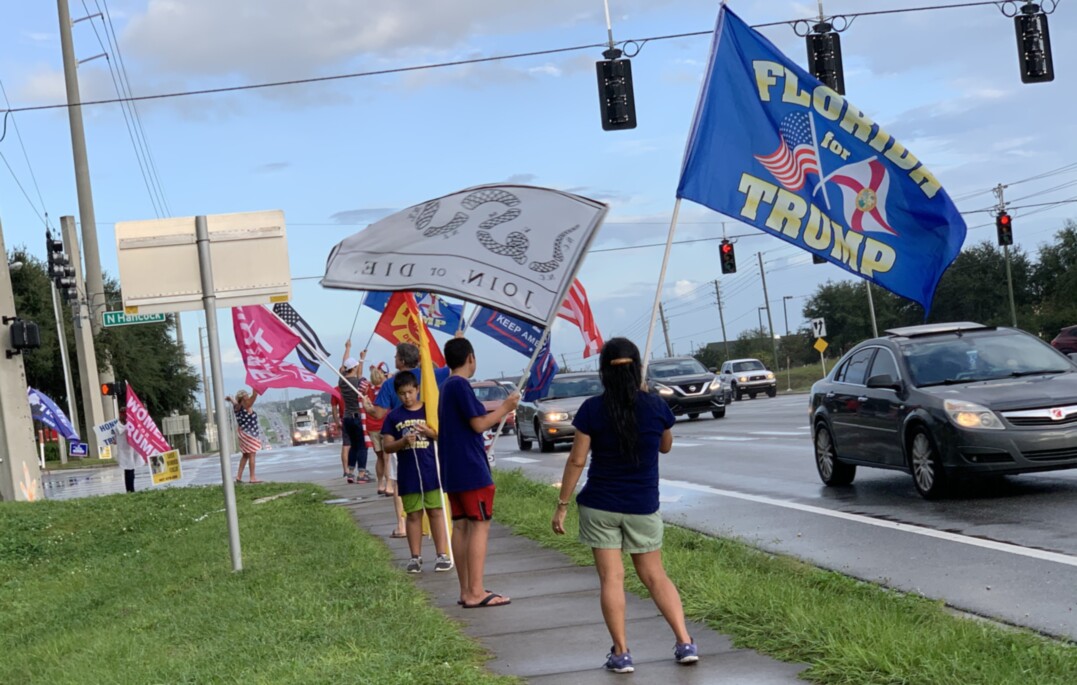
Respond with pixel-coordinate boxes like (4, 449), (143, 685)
(389, 531), (407, 538)
(461, 592), (511, 609)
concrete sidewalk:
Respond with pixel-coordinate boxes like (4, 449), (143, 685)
(323, 479), (807, 684)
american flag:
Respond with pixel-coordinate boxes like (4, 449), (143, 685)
(272, 302), (330, 373)
(235, 406), (262, 453)
(754, 112), (821, 191)
(557, 279), (604, 358)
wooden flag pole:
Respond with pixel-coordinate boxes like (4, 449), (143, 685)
(642, 199), (682, 378)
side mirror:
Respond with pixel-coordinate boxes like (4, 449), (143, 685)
(1069, 353), (1077, 362)
(866, 374), (900, 391)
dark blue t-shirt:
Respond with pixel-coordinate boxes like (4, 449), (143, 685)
(573, 392), (675, 515)
(374, 366), (451, 411)
(437, 375), (492, 493)
(382, 405), (440, 496)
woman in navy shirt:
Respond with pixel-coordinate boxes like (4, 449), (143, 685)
(552, 337), (697, 674)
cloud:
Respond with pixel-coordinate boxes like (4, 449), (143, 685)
(329, 208), (397, 224)
(672, 280), (698, 297)
(505, 173), (537, 184)
(256, 162), (290, 173)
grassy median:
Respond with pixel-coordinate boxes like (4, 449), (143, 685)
(493, 469), (1077, 685)
(0, 483), (515, 685)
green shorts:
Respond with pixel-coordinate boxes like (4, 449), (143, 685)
(577, 505), (663, 554)
(401, 489), (443, 515)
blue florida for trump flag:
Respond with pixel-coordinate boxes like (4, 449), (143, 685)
(677, 6), (966, 313)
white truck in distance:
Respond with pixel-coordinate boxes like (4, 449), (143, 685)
(291, 409), (320, 446)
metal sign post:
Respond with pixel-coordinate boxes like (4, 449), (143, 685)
(196, 215), (243, 571)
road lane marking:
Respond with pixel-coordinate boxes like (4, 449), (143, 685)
(661, 478), (1077, 569)
(673, 442), (702, 447)
(500, 457), (540, 464)
(695, 436), (755, 442)
(749, 431), (808, 436)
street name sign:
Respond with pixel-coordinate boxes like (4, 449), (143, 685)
(102, 311), (167, 327)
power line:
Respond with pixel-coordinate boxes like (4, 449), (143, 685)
(0, 1), (1049, 116)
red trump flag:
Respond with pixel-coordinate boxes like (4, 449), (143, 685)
(233, 306), (341, 398)
(373, 292), (446, 367)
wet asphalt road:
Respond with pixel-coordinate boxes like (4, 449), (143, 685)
(43, 393), (1077, 640)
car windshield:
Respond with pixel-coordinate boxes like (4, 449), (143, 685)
(650, 359), (709, 378)
(545, 375), (602, 399)
(902, 330), (1072, 387)
(296, 420), (311, 429)
(731, 360), (765, 372)
(472, 384), (508, 402)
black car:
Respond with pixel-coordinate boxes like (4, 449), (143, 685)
(646, 356), (726, 419)
(810, 322), (1077, 499)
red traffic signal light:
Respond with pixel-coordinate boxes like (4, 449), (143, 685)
(996, 212), (1013, 246)
(102, 383), (117, 396)
(719, 240), (737, 274)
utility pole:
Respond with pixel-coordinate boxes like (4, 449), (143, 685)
(782, 295), (793, 336)
(713, 280), (729, 359)
(994, 183), (1018, 327)
(57, 0), (115, 420)
(757, 252), (780, 371)
(198, 326), (216, 451)
(0, 221), (43, 501)
(61, 216), (103, 458)
(49, 281), (78, 463)
(658, 302), (673, 358)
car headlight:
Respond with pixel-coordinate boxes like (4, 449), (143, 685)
(544, 411), (570, 422)
(654, 383), (675, 396)
(765, 372), (775, 380)
(293, 432), (301, 439)
(737, 375), (748, 383)
(709, 377), (722, 391)
(944, 399), (1004, 430)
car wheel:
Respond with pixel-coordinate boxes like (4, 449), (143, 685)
(516, 426), (533, 451)
(711, 409), (725, 419)
(814, 423), (855, 486)
(766, 387), (777, 398)
(733, 385), (742, 401)
(536, 421), (555, 453)
(749, 392), (757, 399)
(908, 427), (948, 499)
(688, 412), (700, 420)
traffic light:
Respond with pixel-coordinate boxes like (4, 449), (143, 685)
(806, 22), (845, 94)
(719, 240), (737, 274)
(45, 232), (79, 302)
(102, 382), (118, 396)
(596, 49), (637, 131)
(1015, 2), (1054, 84)
(996, 211), (1014, 246)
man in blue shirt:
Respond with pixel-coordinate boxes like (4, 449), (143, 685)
(366, 342), (451, 419)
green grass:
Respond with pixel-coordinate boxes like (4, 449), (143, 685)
(492, 469), (1077, 685)
(44, 458), (117, 471)
(0, 483), (516, 685)
(774, 362), (829, 394)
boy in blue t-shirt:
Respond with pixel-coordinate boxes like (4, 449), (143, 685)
(438, 337), (519, 608)
(381, 371), (452, 574)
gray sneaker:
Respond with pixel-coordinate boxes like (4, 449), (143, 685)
(433, 554), (453, 572)
(406, 556), (422, 574)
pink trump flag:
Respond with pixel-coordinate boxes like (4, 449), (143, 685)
(125, 383), (171, 462)
(233, 305), (341, 398)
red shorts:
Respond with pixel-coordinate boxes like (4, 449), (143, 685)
(448, 484), (496, 521)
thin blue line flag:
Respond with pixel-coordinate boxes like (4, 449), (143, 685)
(677, 6), (967, 313)
(27, 387), (80, 442)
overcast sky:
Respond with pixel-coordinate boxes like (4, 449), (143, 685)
(2, 0), (1074, 404)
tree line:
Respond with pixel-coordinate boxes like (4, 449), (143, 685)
(8, 247), (203, 441)
(694, 221), (1077, 370)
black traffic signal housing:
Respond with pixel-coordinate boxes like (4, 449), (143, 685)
(596, 49), (637, 131)
(806, 22), (845, 94)
(1015, 3), (1054, 84)
(45, 233), (79, 302)
(102, 382), (118, 396)
(3, 316), (41, 358)
(812, 253), (827, 264)
(719, 240), (737, 274)
(996, 211), (1014, 246)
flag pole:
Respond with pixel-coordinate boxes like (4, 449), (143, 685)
(642, 198), (682, 378)
(348, 293), (366, 341)
(485, 326), (552, 456)
(266, 308), (362, 395)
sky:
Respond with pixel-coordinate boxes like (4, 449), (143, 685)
(1, 0), (1075, 408)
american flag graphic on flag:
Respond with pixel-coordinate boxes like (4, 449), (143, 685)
(754, 112), (821, 191)
(272, 302), (330, 373)
(557, 279), (604, 358)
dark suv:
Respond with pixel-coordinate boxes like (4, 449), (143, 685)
(1051, 325), (1077, 355)
(646, 356), (726, 419)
